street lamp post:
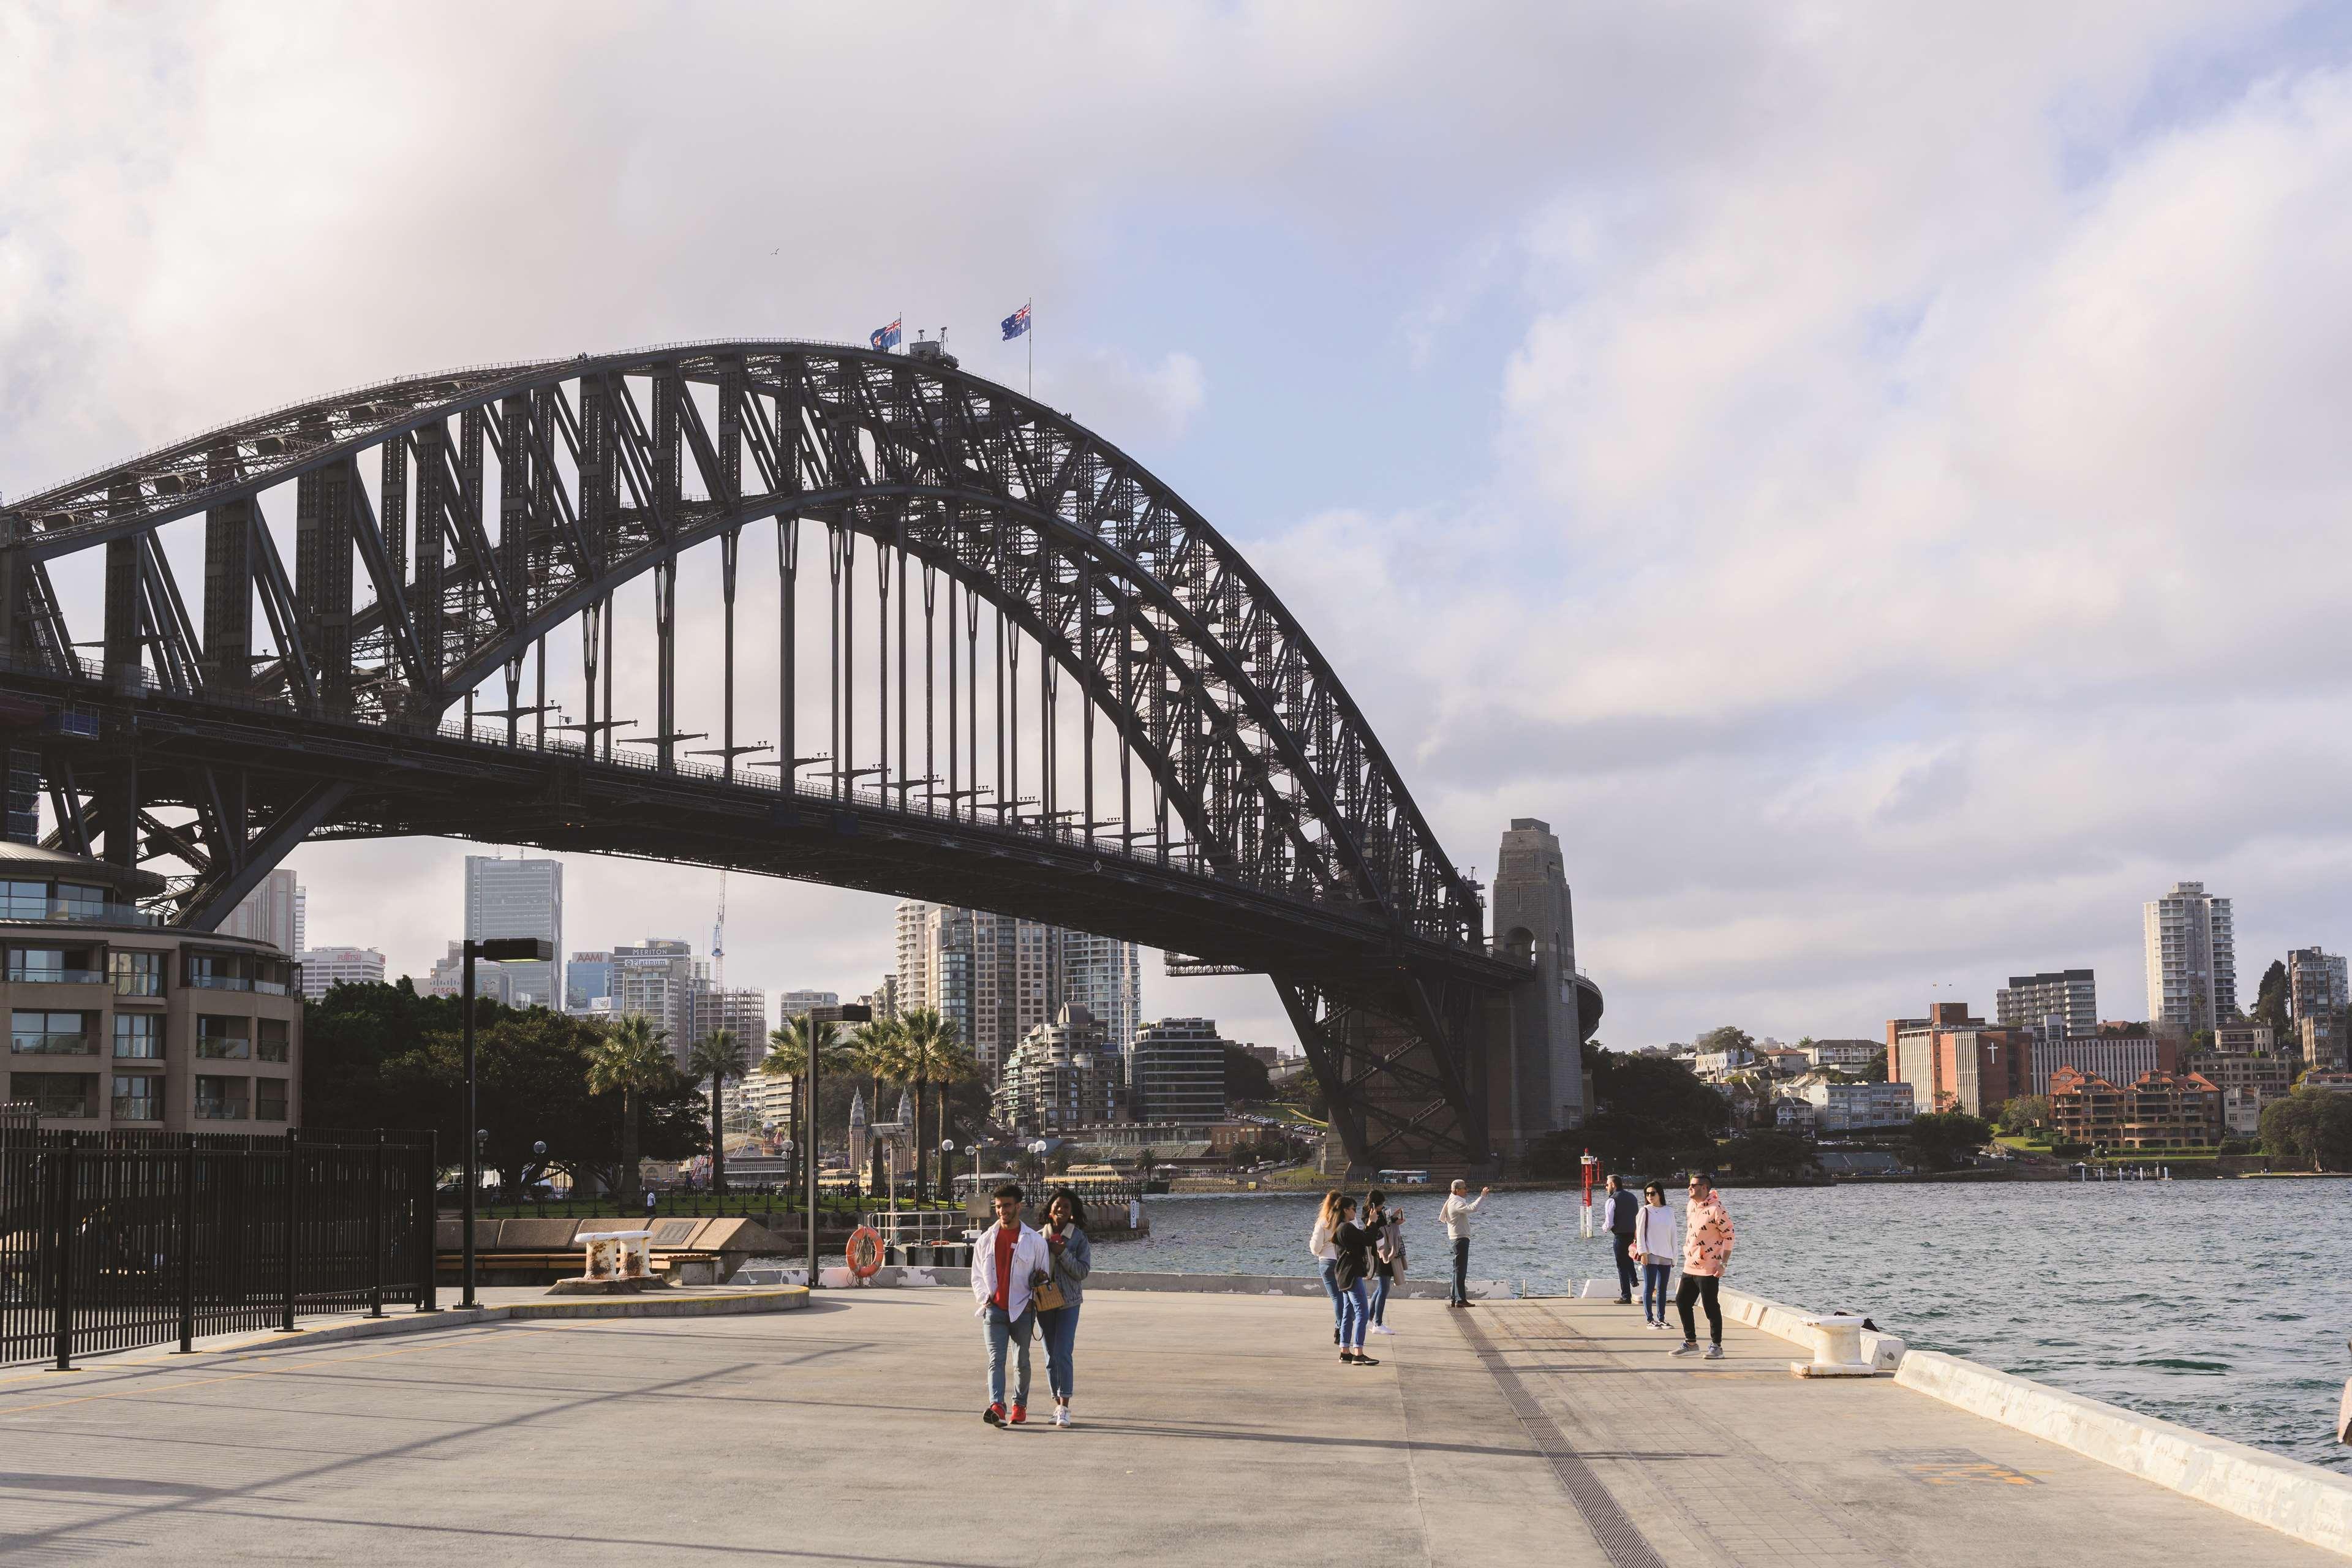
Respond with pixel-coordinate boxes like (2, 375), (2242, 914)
(801, 1003), (870, 1290)
(459, 936), (553, 1310)
(940, 1139), (956, 1207)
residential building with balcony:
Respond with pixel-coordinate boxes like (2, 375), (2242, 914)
(2287, 946), (2348, 1028)
(2049, 1066), (2223, 1149)
(1802, 1038), (1880, 1071)
(1996, 970), (2097, 1036)
(2027, 1027), (2179, 1096)
(0, 845), (302, 1134)
(1799, 1079), (1917, 1132)
(2143, 881), (2237, 1035)
(995, 1004), (1123, 1133)
(1128, 1017), (1234, 1124)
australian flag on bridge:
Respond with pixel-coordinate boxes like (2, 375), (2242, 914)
(870, 317), (902, 352)
(1000, 303), (1031, 341)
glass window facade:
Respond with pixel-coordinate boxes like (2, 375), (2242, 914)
(255, 1077), (288, 1121)
(0, 880), (47, 920)
(193, 1076), (247, 1120)
(257, 1018), (289, 1063)
(11, 1071), (96, 1118)
(195, 1016), (249, 1060)
(112, 1073), (163, 1121)
(12, 1009), (92, 1054)
(110, 949), (165, 997)
(113, 1012), (162, 1060)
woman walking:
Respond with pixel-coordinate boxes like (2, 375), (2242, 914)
(1332, 1196), (1381, 1365)
(1366, 1192), (1404, 1336)
(1631, 1182), (1677, 1330)
(1310, 1190), (1346, 1346)
(1037, 1189), (1092, 1427)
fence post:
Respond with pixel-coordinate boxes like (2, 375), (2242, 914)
(176, 1134), (197, 1354)
(415, 1131), (439, 1313)
(278, 1128), (299, 1332)
(368, 1131), (386, 1319)
(50, 1144), (76, 1371)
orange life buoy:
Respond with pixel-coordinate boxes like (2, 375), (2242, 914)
(845, 1225), (884, 1280)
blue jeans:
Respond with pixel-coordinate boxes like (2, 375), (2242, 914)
(1038, 1303), (1080, 1400)
(1319, 1259), (1343, 1335)
(1368, 1272), (1392, 1326)
(1642, 1262), (1673, 1324)
(1338, 1278), (1369, 1348)
(984, 1303), (1035, 1406)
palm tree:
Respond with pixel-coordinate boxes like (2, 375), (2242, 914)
(686, 1028), (751, 1194)
(922, 1028), (981, 1204)
(586, 1014), (672, 1206)
(763, 1014), (844, 1192)
(897, 1008), (952, 1202)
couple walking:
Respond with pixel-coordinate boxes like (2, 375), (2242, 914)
(971, 1183), (1091, 1427)
(1309, 1189), (1404, 1364)
(1602, 1170), (1736, 1357)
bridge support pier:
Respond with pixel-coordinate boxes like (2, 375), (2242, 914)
(1483, 818), (1596, 1163)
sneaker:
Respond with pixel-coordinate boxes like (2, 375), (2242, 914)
(1054, 1406), (1071, 1427)
(1340, 1351), (1356, 1364)
(1351, 1352), (1380, 1366)
(1371, 1324), (1396, 1335)
(984, 1403), (1006, 1426)
(1670, 1341), (1700, 1357)
(1704, 1344), (1724, 1360)
(1009, 1403), (1028, 1424)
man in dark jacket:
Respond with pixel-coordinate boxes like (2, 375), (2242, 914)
(1604, 1174), (1640, 1304)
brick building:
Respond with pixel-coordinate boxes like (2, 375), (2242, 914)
(2049, 1066), (2222, 1149)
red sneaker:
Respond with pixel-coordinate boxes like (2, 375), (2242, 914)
(1009, 1403), (1028, 1425)
(983, 1403), (1006, 1427)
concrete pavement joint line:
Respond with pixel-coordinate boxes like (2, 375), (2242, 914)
(1452, 1309), (1671, 1568)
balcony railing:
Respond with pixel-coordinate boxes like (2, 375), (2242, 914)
(0, 899), (162, 927)
(194, 1036), (251, 1060)
(188, 974), (253, 992)
(192, 1101), (249, 1121)
(111, 1095), (164, 1122)
(28, 1091), (96, 1118)
(254, 979), (289, 996)
(11, 1033), (96, 1055)
(113, 972), (164, 997)
(6, 968), (105, 985)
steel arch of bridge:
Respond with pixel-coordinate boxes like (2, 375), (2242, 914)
(0, 339), (1547, 1169)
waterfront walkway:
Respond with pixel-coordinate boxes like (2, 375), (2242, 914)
(0, 1289), (2337, 1566)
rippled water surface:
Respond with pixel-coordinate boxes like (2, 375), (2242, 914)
(1121, 1179), (2352, 1470)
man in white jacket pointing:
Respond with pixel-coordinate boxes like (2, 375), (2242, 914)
(971, 1183), (1053, 1427)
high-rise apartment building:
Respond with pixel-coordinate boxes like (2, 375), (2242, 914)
(298, 946), (384, 1000)
(221, 869), (303, 955)
(464, 856), (563, 1008)
(564, 952), (612, 1013)
(693, 986), (767, 1052)
(894, 900), (1140, 1076)
(776, 989), (839, 1019)
(610, 939), (701, 1063)
(1129, 1017), (1232, 1123)
(2144, 881), (2237, 1035)
(1996, 970), (2097, 1037)
(2286, 946), (2348, 1027)
(995, 1005), (1122, 1131)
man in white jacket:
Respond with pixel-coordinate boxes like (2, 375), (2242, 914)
(971, 1183), (1053, 1426)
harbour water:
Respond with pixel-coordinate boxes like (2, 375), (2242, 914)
(1123, 1179), (2352, 1471)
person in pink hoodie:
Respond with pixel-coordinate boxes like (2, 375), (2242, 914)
(1670, 1171), (1734, 1360)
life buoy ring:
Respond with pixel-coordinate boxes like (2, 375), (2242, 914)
(845, 1225), (884, 1280)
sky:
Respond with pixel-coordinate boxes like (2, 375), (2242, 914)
(7, 2), (2352, 1050)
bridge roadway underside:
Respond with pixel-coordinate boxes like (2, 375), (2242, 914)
(0, 1288), (2331, 1566)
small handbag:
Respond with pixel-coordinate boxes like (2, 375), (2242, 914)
(1030, 1265), (1066, 1312)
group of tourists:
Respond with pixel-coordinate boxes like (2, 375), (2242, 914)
(1600, 1169), (1736, 1358)
(970, 1183), (1091, 1427)
(1307, 1186), (1411, 1363)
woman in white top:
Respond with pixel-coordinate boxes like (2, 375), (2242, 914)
(1309, 1189), (1346, 1346)
(1630, 1182), (1679, 1329)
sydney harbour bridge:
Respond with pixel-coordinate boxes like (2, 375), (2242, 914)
(0, 338), (1599, 1170)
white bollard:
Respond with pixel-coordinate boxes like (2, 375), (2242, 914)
(1792, 1312), (1878, 1378)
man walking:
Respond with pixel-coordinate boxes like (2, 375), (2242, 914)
(1603, 1174), (1640, 1305)
(971, 1183), (1052, 1425)
(1439, 1179), (1491, 1308)
(1670, 1171), (1735, 1360)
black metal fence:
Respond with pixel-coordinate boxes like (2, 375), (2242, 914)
(0, 1112), (438, 1369)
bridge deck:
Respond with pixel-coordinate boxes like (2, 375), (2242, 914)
(0, 1288), (2332, 1565)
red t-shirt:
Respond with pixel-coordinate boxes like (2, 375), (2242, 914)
(992, 1224), (1017, 1310)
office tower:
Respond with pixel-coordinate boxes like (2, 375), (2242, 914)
(894, 900), (1140, 1076)
(1129, 1017), (1234, 1123)
(1063, 930), (1143, 1058)
(693, 985), (767, 1051)
(221, 868), (303, 954)
(2286, 946), (2348, 1027)
(610, 939), (699, 1063)
(298, 946), (385, 1000)
(565, 951), (613, 1013)
(463, 856), (563, 1008)
(2143, 881), (2237, 1035)
(776, 989), (839, 1019)
(1996, 970), (2097, 1036)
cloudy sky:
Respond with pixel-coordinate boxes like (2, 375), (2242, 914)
(7, 2), (2352, 1050)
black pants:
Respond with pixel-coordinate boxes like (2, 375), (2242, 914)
(1610, 1232), (1637, 1299)
(1676, 1273), (1722, 1344)
(1450, 1237), (1470, 1304)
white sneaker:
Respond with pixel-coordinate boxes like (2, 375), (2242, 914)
(1054, 1406), (1071, 1427)
(1670, 1341), (1700, 1357)
(1371, 1324), (1396, 1335)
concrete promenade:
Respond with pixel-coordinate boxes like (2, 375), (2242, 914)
(0, 1288), (2341, 1566)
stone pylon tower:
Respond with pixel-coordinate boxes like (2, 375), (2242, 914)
(846, 1087), (868, 1177)
(1486, 818), (1588, 1156)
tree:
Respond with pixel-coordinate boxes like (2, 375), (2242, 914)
(1907, 1111), (1994, 1171)
(1220, 1043), (1273, 1106)
(685, 1028), (751, 1193)
(897, 1008), (957, 1202)
(1694, 1025), (1756, 1058)
(846, 1017), (905, 1133)
(587, 1015), (675, 1205)
(1996, 1096), (2052, 1136)
(1863, 1048), (1889, 1084)
(761, 1014), (846, 1189)
(2250, 959), (2291, 1042)
(2258, 1088), (2352, 1171)
(1532, 1046), (1730, 1180)
(1723, 1129), (1820, 1184)
(1136, 1146), (1159, 1185)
